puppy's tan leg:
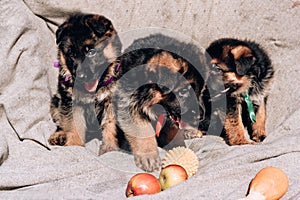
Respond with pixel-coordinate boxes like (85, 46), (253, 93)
(48, 106), (85, 146)
(251, 101), (267, 142)
(99, 103), (119, 155)
(225, 104), (254, 145)
(125, 123), (161, 172)
(115, 86), (161, 171)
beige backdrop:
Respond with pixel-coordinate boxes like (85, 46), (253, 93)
(0, 0), (299, 199)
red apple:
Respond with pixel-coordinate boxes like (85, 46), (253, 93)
(159, 164), (188, 190)
(125, 173), (161, 197)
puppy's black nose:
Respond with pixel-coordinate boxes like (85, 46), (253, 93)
(77, 71), (87, 80)
(76, 66), (95, 82)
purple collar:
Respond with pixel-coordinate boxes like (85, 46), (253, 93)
(53, 61), (121, 86)
(101, 61), (121, 86)
(53, 61), (70, 83)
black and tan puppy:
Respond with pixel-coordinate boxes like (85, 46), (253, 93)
(48, 13), (123, 153)
(206, 38), (274, 145)
(113, 34), (209, 171)
(49, 13), (209, 172)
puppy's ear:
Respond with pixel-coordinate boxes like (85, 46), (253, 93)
(56, 22), (66, 45)
(231, 45), (255, 76)
(86, 15), (115, 38)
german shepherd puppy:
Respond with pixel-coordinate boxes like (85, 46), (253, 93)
(113, 34), (209, 171)
(49, 13), (209, 172)
(48, 13), (123, 153)
(206, 38), (274, 145)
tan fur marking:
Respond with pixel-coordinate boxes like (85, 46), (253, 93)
(64, 131), (85, 146)
(222, 72), (251, 96)
(59, 52), (67, 67)
(211, 58), (220, 64)
(134, 90), (165, 125)
(59, 53), (73, 94)
(224, 104), (254, 145)
(147, 51), (188, 74)
(58, 106), (86, 146)
(223, 72), (244, 84)
(216, 63), (230, 72)
(222, 45), (232, 60)
(71, 106), (87, 142)
(251, 101), (267, 142)
(104, 29), (116, 37)
(149, 90), (164, 105)
(84, 39), (94, 46)
(231, 45), (253, 60)
(103, 42), (117, 62)
(60, 23), (72, 31)
(99, 103), (119, 154)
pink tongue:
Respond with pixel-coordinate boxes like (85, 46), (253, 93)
(156, 114), (165, 137)
(156, 114), (183, 137)
(84, 79), (99, 92)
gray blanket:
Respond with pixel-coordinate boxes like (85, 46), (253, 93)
(0, 0), (300, 199)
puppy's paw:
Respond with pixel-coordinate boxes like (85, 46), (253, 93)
(228, 137), (256, 145)
(48, 131), (67, 146)
(98, 143), (119, 155)
(134, 151), (161, 172)
(251, 129), (267, 142)
(48, 131), (84, 146)
(181, 129), (203, 139)
(226, 127), (256, 145)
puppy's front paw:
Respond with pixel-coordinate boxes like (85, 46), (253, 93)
(182, 129), (203, 139)
(48, 131), (84, 146)
(227, 135), (256, 145)
(48, 131), (67, 146)
(251, 129), (267, 142)
(134, 151), (161, 172)
(98, 143), (119, 155)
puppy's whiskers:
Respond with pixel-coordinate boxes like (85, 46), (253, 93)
(209, 87), (230, 101)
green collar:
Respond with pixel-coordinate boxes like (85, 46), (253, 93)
(243, 93), (256, 123)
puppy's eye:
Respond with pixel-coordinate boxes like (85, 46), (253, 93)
(179, 85), (191, 97)
(211, 63), (223, 72)
(211, 63), (220, 70)
(86, 48), (97, 57)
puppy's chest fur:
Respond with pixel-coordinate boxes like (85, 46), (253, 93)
(56, 68), (116, 127)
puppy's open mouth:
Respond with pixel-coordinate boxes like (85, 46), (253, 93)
(84, 79), (99, 92)
(155, 113), (182, 137)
